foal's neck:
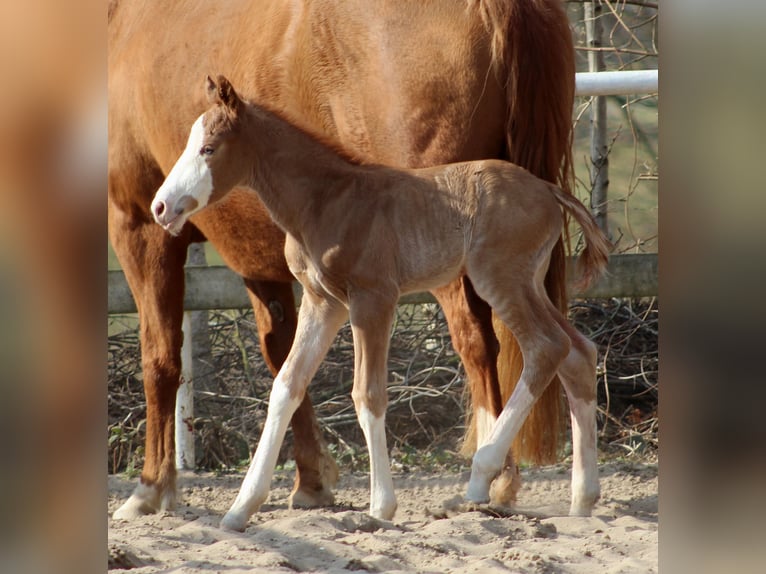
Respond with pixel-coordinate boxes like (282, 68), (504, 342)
(242, 105), (361, 234)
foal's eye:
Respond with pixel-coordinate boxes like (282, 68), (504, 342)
(200, 145), (214, 156)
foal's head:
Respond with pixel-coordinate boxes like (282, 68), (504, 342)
(152, 75), (249, 235)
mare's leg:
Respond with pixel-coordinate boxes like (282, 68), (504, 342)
(109, 202), (189, 519)
(553, 316), (601, 516)
(243, 278), (338, 508)
(348, 293), (399, 521)
(433, 277), (501, 444)
(464, 286), (570, 505)
(432, 277), (521, 505)
(221, 290), (348, 532)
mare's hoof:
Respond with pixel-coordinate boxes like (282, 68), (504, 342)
(489, 466), (522, 507)
(289, 486), (335, 509)
(112, 494), (157, 520)
(112, 482), (169, 520)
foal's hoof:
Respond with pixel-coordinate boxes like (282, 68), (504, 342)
(220, 511), (249, 532)
(569, 491), (600, 517)
(464, 488), (490, 505)
(369, 499), (397, 522)
(568, 505), (594, 518)
(464, 473), (492, 505)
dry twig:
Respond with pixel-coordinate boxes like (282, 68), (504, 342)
(108, 298), (658, 473)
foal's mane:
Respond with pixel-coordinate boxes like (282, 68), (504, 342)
(244, 99), (373, 168)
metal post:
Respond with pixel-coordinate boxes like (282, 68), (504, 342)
(585, 1), (610, 236)
(175, 243), (212, 470)
(176, 313), (195, 470)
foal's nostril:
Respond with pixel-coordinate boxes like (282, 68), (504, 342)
(154, 200), (166, 219)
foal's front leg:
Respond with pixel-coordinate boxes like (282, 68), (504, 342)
(349, 293), (398, 521)
(243, 278), (339, 508)
(220, 292), (348, 532)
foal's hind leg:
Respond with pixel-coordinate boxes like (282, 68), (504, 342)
(221, 289), (348, 532)
(464, 286), (570, 505)
(554, 316), (601, 516)
(243, 279), (339, 509)
(432, 278), (521, 505)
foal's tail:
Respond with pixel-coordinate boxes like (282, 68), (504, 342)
(549, 184), (611, 291)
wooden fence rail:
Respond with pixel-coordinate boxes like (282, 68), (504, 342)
(107, 253), (657, 315)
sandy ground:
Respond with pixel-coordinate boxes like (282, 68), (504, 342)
(108, 458), (656, 573)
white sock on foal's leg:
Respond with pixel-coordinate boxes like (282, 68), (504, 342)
(357, 405), (397, 520)
(466, 384), (536, 504)
(221, 379), (300, 531)
(568, 396), (600, 516)
(558, 334), (600, 517)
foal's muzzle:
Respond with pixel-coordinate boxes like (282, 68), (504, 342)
(151, 194), (199, 234)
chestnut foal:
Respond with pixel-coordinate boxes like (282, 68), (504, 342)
(152, 77), (609, 531)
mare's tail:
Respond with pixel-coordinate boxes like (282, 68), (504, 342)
(466, 0), (576, 465)
(549, 184), (611, 291)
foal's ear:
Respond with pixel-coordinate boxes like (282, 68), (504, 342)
(216, 75), (241, 112)
(204, 75), (241, 112)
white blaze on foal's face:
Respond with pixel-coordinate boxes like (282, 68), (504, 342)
(151, 115), (213, 235)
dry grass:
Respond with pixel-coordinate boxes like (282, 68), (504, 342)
(107, 298), (657, 476)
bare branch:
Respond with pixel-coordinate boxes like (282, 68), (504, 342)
(566, 0), (658, 9)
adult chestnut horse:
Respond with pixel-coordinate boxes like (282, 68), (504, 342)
(108, 0), (575, 519)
